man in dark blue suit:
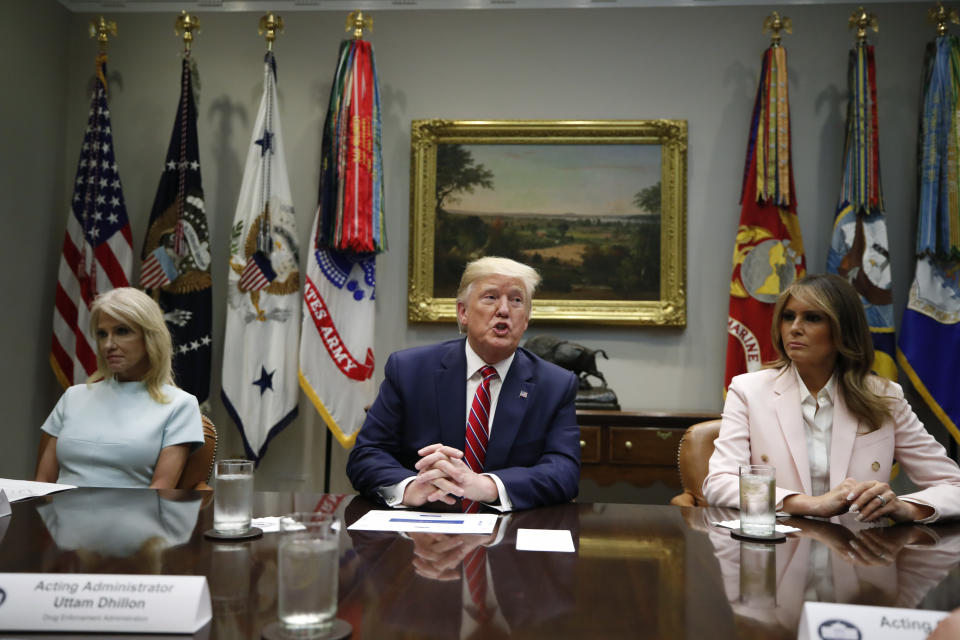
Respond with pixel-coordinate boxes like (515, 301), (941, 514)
(346, 257), (580, 511)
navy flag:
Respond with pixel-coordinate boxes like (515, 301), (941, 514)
(140, 56), (212, 403)
(897, 34), (960, 448)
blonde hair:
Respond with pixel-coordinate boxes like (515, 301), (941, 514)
(769, 273), (892, 430)
(88, 287), (174, 403)
(456, 256), (541, 313)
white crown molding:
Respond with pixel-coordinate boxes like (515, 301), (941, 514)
(56, 0), (933, 13)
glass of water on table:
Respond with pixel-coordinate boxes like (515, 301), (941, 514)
(274, 512), (349, 638)
(205, 459), (262, 540)
(739, 464), (776, 538)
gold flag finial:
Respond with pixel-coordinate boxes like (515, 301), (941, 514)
(89, 16), (118, 53)
(929, 2), (959, 36)
(175, 10), (200, 52)
(762, 11), (792, 46)
(849, 7), (879, 43)
(258, 13), (284, 51)
(346, 10), (372, 40)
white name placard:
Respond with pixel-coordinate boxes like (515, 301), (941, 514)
(0, 573), (211, 633)
(798, 601), (949, 640)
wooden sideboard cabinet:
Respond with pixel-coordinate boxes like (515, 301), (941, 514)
(577, 410), (720, 488)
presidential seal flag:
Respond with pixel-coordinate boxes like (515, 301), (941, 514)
(51, 52), (134, 388)
(827, 40), (896, 380)
(141, 55), (212, 403)
(300, 35), (384, 448)
(897, 33), (960, 447)
(222, 51), (300, 462)
(725, 32), (806, 391)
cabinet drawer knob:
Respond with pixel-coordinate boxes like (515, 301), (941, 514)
(579, 440), (586, 448)
(657, 431), (673, 440)
(624, 440), (633, 450)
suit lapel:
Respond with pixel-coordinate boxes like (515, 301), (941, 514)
(436, 340), (468, 450)
(773, 370), (812, 495)
(484, 350), (534, 470)
(829, 384), (858, 489)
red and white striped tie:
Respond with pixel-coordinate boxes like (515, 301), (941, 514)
(463, 365), (498, 513)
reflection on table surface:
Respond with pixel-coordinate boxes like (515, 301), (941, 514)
(690, 506), (960, 640)
(0, 488), (957, 639)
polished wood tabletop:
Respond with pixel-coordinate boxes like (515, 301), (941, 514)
(1, 488), (959, 639)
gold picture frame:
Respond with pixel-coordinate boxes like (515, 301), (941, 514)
(408, 119), (687, 325)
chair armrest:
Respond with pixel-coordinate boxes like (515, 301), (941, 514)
(669, 491), (696, 507)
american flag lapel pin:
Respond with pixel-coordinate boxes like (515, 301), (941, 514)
(519, 390), (528, 399)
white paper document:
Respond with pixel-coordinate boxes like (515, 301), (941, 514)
(348, 510), (497, 534)
(0, 478), (75, 503)
(515, 528), (575, 552)
(712, 519), (802, 534)
(0, 490), (9, 518)
(251, 516), (283, 533)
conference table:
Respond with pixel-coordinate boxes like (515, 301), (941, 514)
(1, 488), (959, 639)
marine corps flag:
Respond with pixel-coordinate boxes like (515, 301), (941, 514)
(51, 52), (134, 387)
(826, 41), (896, 380)
(222, 51), (300, 462)
(140, 55), (212, 403)
(725, 41), (806, 391)
(300, 35), (384, 448)
(897, 34), (960, 447)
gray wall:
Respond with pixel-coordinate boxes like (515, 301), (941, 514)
(5, 2), (944, 493)
(3, 1), (71, 480)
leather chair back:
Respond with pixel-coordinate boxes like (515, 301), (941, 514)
(669, 419), (722, 507)
(177, 415), (217, 490)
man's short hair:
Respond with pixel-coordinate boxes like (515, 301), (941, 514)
(455, 256), (542, 310)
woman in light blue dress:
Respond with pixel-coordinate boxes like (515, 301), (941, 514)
(35, 287), (203, 488)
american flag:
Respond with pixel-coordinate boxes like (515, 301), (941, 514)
(51, 55), (133, 388)
(140, 246), (177, 289)
(238, 251), (277, 292)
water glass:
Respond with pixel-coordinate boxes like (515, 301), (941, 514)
(213, 459), (254, 534)
(278, 512), (340, 633)
(739, 464), (775, 537)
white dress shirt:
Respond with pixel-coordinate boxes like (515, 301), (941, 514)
(379, 341), (516, 511)
(795, 366), (837, 498)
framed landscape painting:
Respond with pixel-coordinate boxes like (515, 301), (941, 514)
(408, 120), (687, 325)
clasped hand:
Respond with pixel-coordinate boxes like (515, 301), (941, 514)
(401, 443), (499, 507)
(784, 478), (933, 522)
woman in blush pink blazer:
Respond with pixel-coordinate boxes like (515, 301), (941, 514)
(704, 274), (960, 523)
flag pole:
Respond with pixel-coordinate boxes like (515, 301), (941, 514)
(175, 10), (199, 54)
(258, 12), (283, 51)
(89, 16), (117, 54)
(849, 7), (878, 44)
(347, 10), (373, 40)
(762, 10), (791, 47)
(929, 2), (959, 37)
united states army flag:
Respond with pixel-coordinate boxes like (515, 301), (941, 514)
(299, 38), (383, 447)
(222, 51), (300, 462)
